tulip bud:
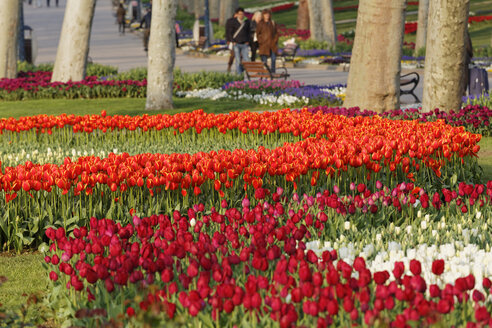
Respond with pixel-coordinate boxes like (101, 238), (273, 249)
(344, 221), (350, 230)
(190, 218), (196, 227)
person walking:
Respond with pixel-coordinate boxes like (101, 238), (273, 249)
(226, 8), (250, 75)
(55, 0), (58, 7)
(140, 7), (152, 52)
(256, 9), (279, 73)
(250, 11), (262, 62)
(117, 3), (126, 35)
(225, 12), (237, 73)
(46, 0), (50, 7)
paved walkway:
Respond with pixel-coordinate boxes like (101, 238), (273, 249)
(22, 1), (490, 105)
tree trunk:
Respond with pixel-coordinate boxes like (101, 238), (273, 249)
(146, 0), (177, 110)
(51, 0), (96, 82)
(219, 0), (237, 26)
(414, 0), (429, 54)
(343, 0), (407, 112)
(321, 0), (337, 47)
(307, 0), (323, 41)
(0, 0), (20, 79)
(307, 0), (336, 47)
(422, 0), (470, 113)
(296, 0), (310, 31)
(193, 0), (203, 18)
(210, 0), (220, 19)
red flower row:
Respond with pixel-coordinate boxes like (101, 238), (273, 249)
(405, 15), (492, 34)
(43, 184), (492, 326)
(0, 113), (480, 199)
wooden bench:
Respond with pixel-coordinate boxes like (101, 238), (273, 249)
(400, 72), (420, 103)
(242, 61), (290, 80)
(279, 43), (300, 62)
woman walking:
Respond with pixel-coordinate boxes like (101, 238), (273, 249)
(117, 3), (126, 35)
(256, 9), (279, 73)
(249, 11), (262, 62)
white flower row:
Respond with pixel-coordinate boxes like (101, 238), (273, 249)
(321, 86), (346, 97)
(176, 88), (309, 107)
(304, 211), (491, 292)
(0, 148), (119, 167)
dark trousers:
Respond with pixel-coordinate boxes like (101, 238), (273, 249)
(119, 22), (125, 34)
(143, 29), (150, 51)
(46, 0), (50, 6)
(250, 41), (259, 62)
(227, 48), (235, 73)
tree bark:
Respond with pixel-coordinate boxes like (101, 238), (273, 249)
(210, 0), (220, 19)
(193, 0), (203, 18)
(0, 0), (20, 79)
(414, 0), (429, 54)
(146, 0), (177, 110)
(296, 0), (310, 31)
(343, 0), (407, 112)
(307, 0), (323, 41)
(51, 0), (96, 82)
(422, 0), (470, 113)
(219, 0), (237, 26)
(321, 0), (337, 47)
(308, 0), (336, 47)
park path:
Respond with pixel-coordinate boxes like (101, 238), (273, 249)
(24, 0), (492, 105)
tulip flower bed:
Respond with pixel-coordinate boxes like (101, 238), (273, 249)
(0, 70), (242, 101)
(307, 105), (492, 137)
(0, 109), (482, 251)
(42, 181), (492, 327)
(0, 71), (146, 101)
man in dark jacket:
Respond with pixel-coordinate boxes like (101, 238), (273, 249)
(226, 8), (250, 75)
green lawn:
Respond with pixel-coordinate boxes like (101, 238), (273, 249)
(0, 97), (266, 119)
(0, 252), (47, 324)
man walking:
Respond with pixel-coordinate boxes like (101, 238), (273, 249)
(226, 8), (250, 75)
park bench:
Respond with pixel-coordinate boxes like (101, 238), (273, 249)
(400, 72), (420, 103)
(279, 43), (300, 63)
(242, 61), (290, 80)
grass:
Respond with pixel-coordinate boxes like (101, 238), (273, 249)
(0, 252), (47, 324)
(0, 97), (267, 119)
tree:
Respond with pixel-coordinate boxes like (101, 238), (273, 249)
(307, 0), (336, 47)
(146, 0), (178, 110)
(219, 0), (237, 26)
(343, 0), (407, 112)
(414, 0), (429, 54)
(0, 0), (20, 79)
(422, 0), (470, 112)
(210, 0), (220, 19)
(296, 0), (310, 31)
(51, 0), (96, 82)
